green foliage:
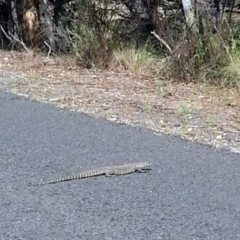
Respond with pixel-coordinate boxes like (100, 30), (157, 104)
(66, 0), (121, 68)
(163, 11), (240, 85)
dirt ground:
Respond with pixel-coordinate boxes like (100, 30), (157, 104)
(0, 50), (240, 154)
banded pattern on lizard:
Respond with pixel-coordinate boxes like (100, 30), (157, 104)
(35, 162), (151, 186)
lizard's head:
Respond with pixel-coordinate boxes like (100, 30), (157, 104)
(138, 162), (152, 169)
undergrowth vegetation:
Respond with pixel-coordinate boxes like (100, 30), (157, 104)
(58, 1), (240, 88)
(1, 0), (240, 88)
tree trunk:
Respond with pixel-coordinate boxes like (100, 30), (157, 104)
(40, 0), (56, 53)
(22, 0), (40, 46)
(7, 0), (19, 37)
(181, 0), (196, 29)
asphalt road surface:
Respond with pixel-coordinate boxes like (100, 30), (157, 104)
(0, 91), (239, 240)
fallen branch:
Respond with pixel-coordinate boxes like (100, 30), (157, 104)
(44, 41), (51, 58)
(0, 25), (12, 41)
(151, 31), (173, 55)
(0, 24), (31, 53)
(8, 32), (31, 53)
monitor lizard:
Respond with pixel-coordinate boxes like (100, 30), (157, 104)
(34, 162), (151, 186)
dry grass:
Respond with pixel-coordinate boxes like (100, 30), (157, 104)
(111, 46), (163, 76)
(221, 57), (240, 88)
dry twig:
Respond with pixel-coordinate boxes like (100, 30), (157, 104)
(0, 25), (31, 53)
(44, 41), (51, 58)
(151, 31), (172, 55)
